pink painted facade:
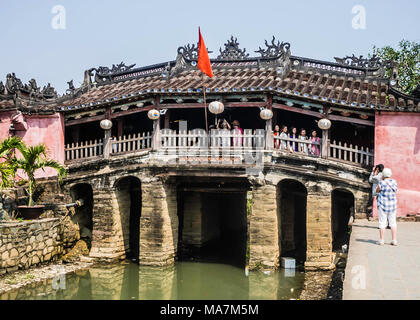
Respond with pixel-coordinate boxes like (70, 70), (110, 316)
(374, 112), (420, 216)
(0, 111), (65, 179)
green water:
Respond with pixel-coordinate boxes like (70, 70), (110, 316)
(4, 261), (305, 300)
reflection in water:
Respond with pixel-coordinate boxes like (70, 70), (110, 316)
(2, 261), (304, 300)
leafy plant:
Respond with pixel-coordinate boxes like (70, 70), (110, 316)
(0, 136), (25, 188)
(371, 40), (420, 94)
(14, 143), (67, 206)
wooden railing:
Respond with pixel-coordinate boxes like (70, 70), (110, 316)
(111, 132), (152, 155)
(65, 139), (103, 161)
(329, 140), (374, 166)
(64, 129), (374, 167)
(161, 129), (265, 150)
(273, 136), (321, 156)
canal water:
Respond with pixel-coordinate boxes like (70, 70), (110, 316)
(5, 261), (305, 300)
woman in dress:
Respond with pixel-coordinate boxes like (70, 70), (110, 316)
(309, 129), (320, 156)
(279, 125), (289, 151)
(231, 120), (243, 147)
(216, 118), (231, 147)
(298, 128), (308, 154)
(273, 125), (280, 149)
(289, 127), (298, 152)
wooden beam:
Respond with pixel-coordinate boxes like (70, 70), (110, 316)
(273, 103), (375, 126)
(272, 103), (323, 118)
(65, 101), (268, 127)
(65, 114), (104, 126)
(328, 114), (374, 126)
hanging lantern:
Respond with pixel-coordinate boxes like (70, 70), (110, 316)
(318, 118), (331, 130)
(100, 119), (113, 130)
(341, 111), (351, 117)
(208, 101), (224, 115)
(148, 109), (160, 120)
(260, 108), (273, 120)
(360, 114), (369, 120)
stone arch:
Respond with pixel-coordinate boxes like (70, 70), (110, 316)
(69, 183), (94, 246)
(114, 176), (142, 261)
(331, 188), (355, 250)
(277, 179), (308, 263)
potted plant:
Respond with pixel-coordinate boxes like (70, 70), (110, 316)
(8, 138), (67, 219)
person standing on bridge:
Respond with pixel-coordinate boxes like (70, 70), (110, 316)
(376, 168), (398, 246)
(368, 164), (384, 220)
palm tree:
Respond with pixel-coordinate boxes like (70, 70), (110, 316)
(0, 136), (25, 188)
(15, 143), (66, 206)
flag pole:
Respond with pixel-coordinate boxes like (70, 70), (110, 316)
(203, 75), (208, 133)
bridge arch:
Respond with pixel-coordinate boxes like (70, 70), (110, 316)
(69, 183), (93, 246)
(277, 179), (308, 263)
(114, 176), (142, 261)
(331, 188), (355, 250)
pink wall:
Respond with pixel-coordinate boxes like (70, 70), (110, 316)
(374, 112), (420, 216)
(0, 111), (65, 179)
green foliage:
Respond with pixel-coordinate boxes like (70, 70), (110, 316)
(371, 40), (420, 94)
(0, 136), (25, 188)
(15, 143), (67, 206)
(0, 137), (67, 206)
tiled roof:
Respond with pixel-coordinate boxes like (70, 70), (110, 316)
(1, 36), (419, 113)
(58, 62), (419, 113)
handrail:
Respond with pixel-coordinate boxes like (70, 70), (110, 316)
(64, 129), (374, 166)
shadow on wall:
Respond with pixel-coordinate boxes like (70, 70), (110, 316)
(278, 179), (307, 264)
(70, 184), (93, 247)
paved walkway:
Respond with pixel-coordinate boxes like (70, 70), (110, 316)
(343, 220), (420, 300)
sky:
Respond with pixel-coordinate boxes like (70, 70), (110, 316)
(0, 0), (419, 94)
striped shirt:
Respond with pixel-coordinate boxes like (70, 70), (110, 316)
(377, 179), (398, 214)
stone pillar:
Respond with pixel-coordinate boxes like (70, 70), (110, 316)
(248, 183), (279, 270)
(89, 187), (126, 260)
(305, 181), (335, 270)
(354, 190), (370, 219)
(139, 177), (178, 266)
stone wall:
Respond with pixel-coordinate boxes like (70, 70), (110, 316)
(0, 218), (64, 274)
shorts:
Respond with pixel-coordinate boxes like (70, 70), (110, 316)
(378, 207), (397, 229)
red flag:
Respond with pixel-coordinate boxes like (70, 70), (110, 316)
(197, 27), (213, 78)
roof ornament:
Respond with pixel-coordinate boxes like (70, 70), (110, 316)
(177, 43), (213, 61)
(5, 73), (24, 94)
(24, 79), (41, 98)
(217, 36), (249, 60)
(95, 62), (136, 76)
(66, 80), (76, 94)
(255, 36), (291, 59)
(0, 81), (4, 95)
(178, 43), (199, 61)
(334, 54), (385, 69)
(40, 83), (58, 99)
(87, 62), (136, 85)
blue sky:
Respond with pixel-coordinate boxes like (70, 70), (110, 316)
(0, 0), (419, 93)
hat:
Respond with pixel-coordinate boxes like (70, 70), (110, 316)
(383, 168), (392, 178)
